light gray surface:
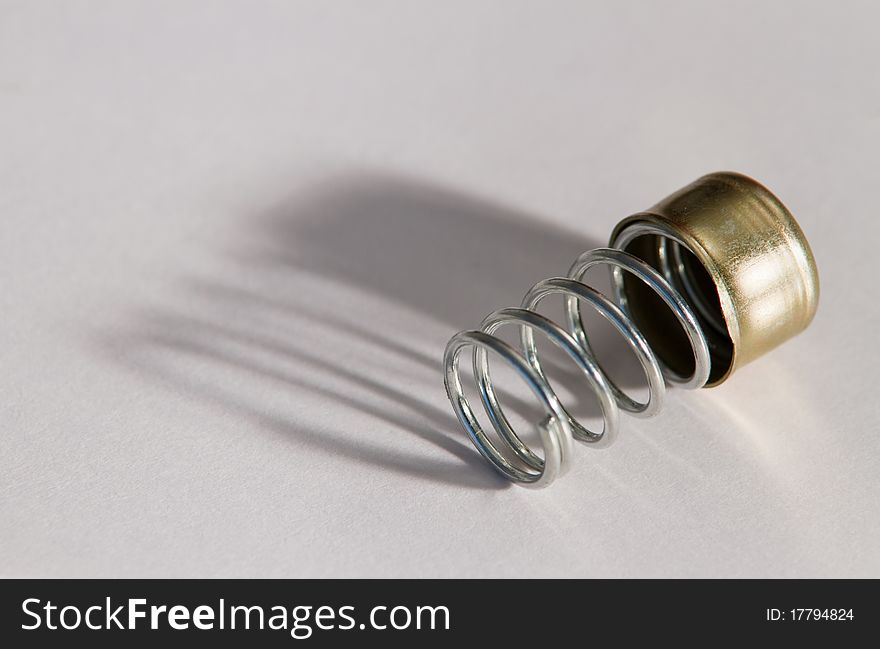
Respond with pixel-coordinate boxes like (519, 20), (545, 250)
(2, 0), (878, 577)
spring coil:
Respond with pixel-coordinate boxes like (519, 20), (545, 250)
(443, 223), (713, 487)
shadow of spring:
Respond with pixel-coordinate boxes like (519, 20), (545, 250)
(103, 171), (628, 490)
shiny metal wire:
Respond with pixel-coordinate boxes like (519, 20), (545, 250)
(443, 227), (712, 487)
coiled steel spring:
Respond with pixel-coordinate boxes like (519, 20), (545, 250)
(443, 222), (713, 488)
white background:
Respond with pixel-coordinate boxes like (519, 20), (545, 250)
(2, 0), (878, 577)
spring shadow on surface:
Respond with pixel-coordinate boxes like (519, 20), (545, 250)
(108, 171), (646, 489)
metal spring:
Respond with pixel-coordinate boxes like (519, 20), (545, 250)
(443, 222), (714, 488)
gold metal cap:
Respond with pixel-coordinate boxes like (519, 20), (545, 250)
(610, 172), (819, 386)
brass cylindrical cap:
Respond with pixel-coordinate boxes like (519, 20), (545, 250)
(610, 172), (819, 386)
